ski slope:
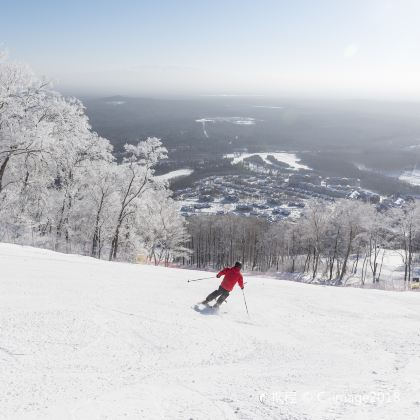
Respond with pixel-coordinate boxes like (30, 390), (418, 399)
(1, 244), (420, 420)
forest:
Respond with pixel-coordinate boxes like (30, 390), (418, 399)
(183, 199), (420, 286)
(0, 52), (188, 264)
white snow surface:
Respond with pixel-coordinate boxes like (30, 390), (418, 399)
(225, 152), (311, 170)
(1, 243), (420, 420)
(399, 168), (420, 186)
(195, 117), (256, 137)
(105, 101), (125, 105)
(156, 169), (194, 181)
(195, 117), (256, 126)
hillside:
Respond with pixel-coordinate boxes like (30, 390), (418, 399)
(1, 244), (419, 420)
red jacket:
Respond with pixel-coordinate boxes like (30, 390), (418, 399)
(217, 266), (244, 292)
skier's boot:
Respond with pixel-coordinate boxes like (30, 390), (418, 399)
(201, 300), (210, 306)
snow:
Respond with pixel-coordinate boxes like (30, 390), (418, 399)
(355, 163), (420, 187)
(156, 168), (194, 181)
(105, 101), (125, 105)
(195, 117), (256, 137)
(195, 117), (256, 125)
(399, 168), (420, 186)
(1, 243), (420, 420)
(196, 119), (210, 138)
(344, 249), (420, 290)
(225, 152), (311, 170)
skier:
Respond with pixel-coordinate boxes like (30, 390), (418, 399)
(201, 261), (244, 308)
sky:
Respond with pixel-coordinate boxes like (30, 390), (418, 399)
(1, 0), (420, 99)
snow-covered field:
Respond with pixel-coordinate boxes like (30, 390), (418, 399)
(195, 117), (256, 137)
(156, 169), (194, 181)
(104, 100), (125, 105)
(225, 152), (311, 170)
(195, 117), (256, 126)
(399, 168), (420, 186)
(355, 163), (420, 187)
(1, 243), (420, 420)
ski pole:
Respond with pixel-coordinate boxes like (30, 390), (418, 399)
(187, 276), (214, 283)
(241, 288), (250, 317)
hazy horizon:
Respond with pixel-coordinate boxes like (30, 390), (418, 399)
(2, 0), (420, 100)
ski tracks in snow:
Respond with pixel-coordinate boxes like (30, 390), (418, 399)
(1, 244), (420, 419)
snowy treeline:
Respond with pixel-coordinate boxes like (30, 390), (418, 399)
(185, 199), (420, 285)
(0, 53), (188, 263)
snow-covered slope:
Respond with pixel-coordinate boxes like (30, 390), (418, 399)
(1, 244), (419, 420)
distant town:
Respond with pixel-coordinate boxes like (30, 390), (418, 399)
(164, 152), (411, 221)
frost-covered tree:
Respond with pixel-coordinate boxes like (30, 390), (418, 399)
(84, 161), (119, 258)
(108, 138), (167, 260)
(0, 51), (188, 264)
(301, 200), (330, 280)
(389, 202), (420, 282)
(139, 190), (189, 266)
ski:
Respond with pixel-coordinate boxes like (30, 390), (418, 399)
(192, 303), (224, 314)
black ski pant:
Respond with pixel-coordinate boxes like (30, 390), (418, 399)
(205, 286), (230, 305)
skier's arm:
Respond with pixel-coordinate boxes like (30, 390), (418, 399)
(216, 268), (228, 278)
(238, 274), (244, 289)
